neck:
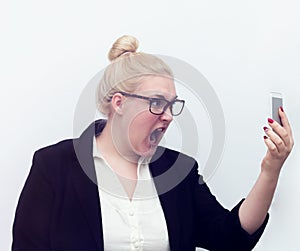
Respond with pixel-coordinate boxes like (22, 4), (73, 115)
(96, 119), (140, 165)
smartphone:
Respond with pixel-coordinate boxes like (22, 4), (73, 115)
(270, 92), (283, 126)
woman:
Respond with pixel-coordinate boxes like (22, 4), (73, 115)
(12, 35), (294, 251)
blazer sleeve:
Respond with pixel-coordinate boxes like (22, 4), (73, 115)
(192, 166), (269, 251)
(12, 150), (54, 251)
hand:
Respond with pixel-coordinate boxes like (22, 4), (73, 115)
(262, 107), (294, 176)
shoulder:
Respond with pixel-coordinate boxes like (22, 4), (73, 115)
(155, 146), (197, 167)
(34, 139), (76, 160)
(30, 139), (80, 176)
(152, 146), (202, 182)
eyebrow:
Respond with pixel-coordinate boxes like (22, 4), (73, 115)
(152, 94), (178, 100)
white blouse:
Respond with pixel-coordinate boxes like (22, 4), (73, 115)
(93, 138), (170, 251)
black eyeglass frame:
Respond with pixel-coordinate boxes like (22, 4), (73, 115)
(116, 91), (185, 116)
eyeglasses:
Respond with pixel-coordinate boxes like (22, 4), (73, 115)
(118, 91), (185, 116)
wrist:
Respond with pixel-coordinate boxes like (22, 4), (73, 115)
(261, 157), (284, 176)
(260, 167), (280, 184)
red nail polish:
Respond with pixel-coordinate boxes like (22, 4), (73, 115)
(268, 118), (274, 123)
(280, 106), (284, 112)
(264, 136), (268, 139)
(263, 126), (268, 131)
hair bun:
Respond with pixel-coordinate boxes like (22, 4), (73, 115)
(108, 35), (139, 61)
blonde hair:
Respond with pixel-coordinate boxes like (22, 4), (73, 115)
(97, 35), (173, 116)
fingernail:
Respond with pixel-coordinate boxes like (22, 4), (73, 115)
(268, 118), (274, 123)
(280, 106), (284, 112)
(264, 136), (268, 139)
(263, 126), (268, 131)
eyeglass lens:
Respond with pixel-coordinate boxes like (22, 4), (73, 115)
(150, 100), (183, 116)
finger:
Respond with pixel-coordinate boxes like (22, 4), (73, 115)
(263, 136), (278, 155)
(278, 107), (293, 136)
(267, 118), (291, 147)
(264, 127), (286, 153)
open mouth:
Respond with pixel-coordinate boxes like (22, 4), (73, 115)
(149, 127), (165, 146)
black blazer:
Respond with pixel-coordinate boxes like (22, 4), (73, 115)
(12, 120), (268, 251)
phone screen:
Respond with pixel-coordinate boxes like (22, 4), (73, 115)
(270, 92), (283, 125)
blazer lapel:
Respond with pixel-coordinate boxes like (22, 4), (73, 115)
(70, 120), (107, 250)
(149, 147), (181, 251)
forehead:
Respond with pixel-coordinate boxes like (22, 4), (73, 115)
(135, 75), (176, 99)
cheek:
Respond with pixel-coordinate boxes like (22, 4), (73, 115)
(128, 112), (157, 143)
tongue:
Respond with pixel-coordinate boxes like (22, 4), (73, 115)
(150, 129), (160, 144)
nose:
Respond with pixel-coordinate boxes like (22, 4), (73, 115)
(160, 106), (173, 122)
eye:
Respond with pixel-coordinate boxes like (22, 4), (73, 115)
(151, 99), (165, 108)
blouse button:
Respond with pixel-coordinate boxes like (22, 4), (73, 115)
(134, 241), (139, 248)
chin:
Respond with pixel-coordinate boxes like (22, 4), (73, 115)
(135, 145), (158, 159)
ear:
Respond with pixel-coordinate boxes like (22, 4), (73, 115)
(111, 93), (124, 115)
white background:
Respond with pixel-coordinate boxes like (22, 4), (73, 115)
(1, 0), (299, 250)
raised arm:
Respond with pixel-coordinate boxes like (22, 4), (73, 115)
(239, 107), (294, 234)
